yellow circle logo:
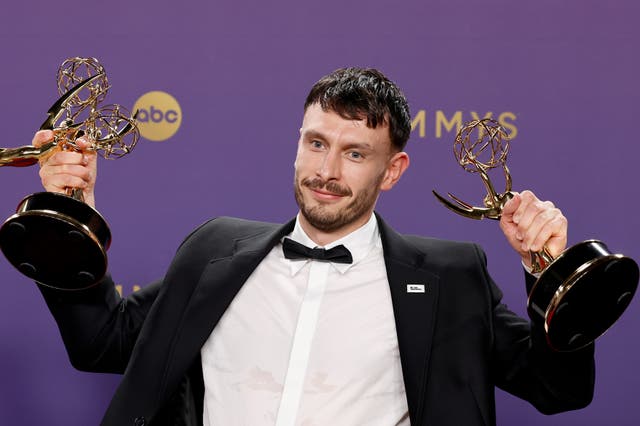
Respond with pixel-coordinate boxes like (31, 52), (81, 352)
(132, 91), (182, 141)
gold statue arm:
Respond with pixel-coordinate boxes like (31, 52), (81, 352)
(432, 163), (514, 220)
(0, 141), (58, 167)
(0, 72), (106, 168)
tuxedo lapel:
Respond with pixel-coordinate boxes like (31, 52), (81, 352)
(157, 218), (296, 403)
(377, 214), (440, 426)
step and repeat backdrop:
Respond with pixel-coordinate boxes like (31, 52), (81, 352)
(0, 1), (638, 425)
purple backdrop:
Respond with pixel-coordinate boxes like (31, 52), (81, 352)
(1, 1), (638, 425)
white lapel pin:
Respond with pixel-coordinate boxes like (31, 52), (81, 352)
(406, 284), (425, 293)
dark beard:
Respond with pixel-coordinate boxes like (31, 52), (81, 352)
(293, 174), (382, 233)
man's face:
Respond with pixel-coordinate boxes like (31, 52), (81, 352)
(294, 103), (407, 237)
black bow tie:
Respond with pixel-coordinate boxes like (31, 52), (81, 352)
(282, 238), (353, 264)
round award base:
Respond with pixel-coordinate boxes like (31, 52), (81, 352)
(527, 240), (639, 352)
(0, 192), (111, 290)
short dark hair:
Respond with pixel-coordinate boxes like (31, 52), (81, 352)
(304, 67), (411, 151)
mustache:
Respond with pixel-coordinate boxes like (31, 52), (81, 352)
(302, 177), (352, 197)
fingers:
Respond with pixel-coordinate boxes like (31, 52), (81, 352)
(36, 133), (97, 204)
(39, 161), (92, 189)
(500, 190), (568, 266)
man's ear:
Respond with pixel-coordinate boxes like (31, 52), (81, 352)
(380, 151), (410, 191)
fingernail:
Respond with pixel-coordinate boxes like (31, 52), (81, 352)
(82, 155), (89, 165)
(513, 215), (520, 224)
(521, 243), (529, 251)
(515, 232), (523, 241)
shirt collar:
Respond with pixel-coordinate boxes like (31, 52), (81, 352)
(284, 213), (381, 275)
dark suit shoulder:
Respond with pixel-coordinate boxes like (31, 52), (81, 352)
(179, 217), (279, 246)
(173, 216), (282, 262)
(377, 214), (487, 275)
(402, 234), (478, 251)
(401, 234), (485, 268)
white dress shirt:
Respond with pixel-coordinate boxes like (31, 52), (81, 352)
(201, 214), (409, 425)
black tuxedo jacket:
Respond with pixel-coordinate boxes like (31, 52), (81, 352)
(39, 215), (594, 426)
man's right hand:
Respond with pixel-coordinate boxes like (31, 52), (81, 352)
(32, 130), (98, 208)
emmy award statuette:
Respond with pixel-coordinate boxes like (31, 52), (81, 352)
(0, 57), (139, 290)
(433, 119), (638, 351)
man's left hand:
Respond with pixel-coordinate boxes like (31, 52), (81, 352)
(500, 190), (568, 269)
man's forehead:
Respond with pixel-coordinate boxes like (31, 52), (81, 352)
(299, 103), (393, 149)
(301, 104), (384, 129)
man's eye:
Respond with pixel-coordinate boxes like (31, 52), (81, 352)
(311, 140), (323, 149)
(349, 151), (363, 159)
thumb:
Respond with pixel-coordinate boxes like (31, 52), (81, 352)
(75, 137), (93, 151)
(501, 192), (521, 220)
(32, 130), (55, 148)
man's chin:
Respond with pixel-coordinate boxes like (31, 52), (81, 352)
(299, 207), (343, 232)
(303, 217), (344, 233)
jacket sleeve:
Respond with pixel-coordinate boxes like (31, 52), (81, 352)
(37, 275), (162, 374)
(480, 245), (596, 414)
(35, 218), (222, 375)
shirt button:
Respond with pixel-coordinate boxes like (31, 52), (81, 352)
(134, 416), (146, 426)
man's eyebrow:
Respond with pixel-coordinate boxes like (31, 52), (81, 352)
(343, 142), (374, 151)
(301, 129), (374, 151)
(300, 129), (326, 140)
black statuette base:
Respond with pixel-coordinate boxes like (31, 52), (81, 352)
(0, 192), (111, 290)
(527, 240), (639, 352)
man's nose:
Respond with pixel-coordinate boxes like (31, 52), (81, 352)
(317, 150), (341, 181)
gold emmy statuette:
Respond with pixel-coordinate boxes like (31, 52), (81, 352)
(0, 57), (139, 290)
(433, 118), (638, 351)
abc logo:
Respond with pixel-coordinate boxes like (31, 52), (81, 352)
(132, 91), (182, 141)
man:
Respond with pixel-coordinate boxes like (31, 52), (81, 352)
(33, 68), (594, 426)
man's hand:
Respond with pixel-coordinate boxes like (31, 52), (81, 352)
(32, 130), (97, 208)
(499, 190), (567, 269)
